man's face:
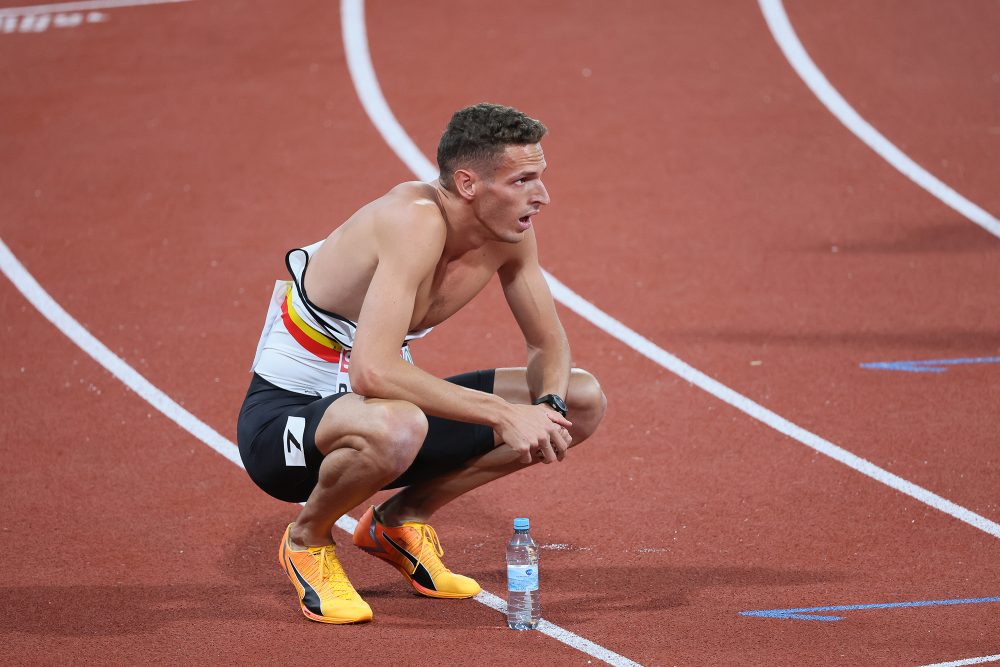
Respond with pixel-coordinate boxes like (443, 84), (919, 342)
(475, 143), (550, 243)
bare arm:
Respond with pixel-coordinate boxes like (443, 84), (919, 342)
(499, 230), (571, 402)
(348, 202), (487, 419)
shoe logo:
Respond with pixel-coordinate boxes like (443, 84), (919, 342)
(283, 416), (306, 467)
(382, 533), (418, 568)
(382, 532), (436, 591)
(287, 557), (324, 616)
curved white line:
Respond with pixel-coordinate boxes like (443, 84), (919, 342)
(339, 0), (1000, 545)
(758, 0), (1000, 240)
(0, 241), (363, 528)
(0, 239), (242, 468)
(341, 0), (436, 181)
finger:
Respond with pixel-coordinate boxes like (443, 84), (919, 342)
(549, 423), (572, 448)
(552, 428), (571, 461)
(539, 439), (558, 464)
(544, 412), (573, 429)
(529, 436), (554, 464)
(558, 427), (573, 455)
(548, 426), (567, 450)
(515, 439), (533, 465)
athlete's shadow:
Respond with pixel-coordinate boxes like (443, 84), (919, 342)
(0, 512), (841, 634)
(329, 560), (845, 630)
(218, 513), (846, 628)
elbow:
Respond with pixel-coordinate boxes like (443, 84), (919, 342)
(349, 365), (380, 398)
(349, 358), (390, 398)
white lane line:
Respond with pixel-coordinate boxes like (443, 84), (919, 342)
(339, 0), (435, 182)
(0, 0), (192, 18)
(545, 274), (1000, 540)
(472, 589), (641, 667)
(919, 653), (1000, 667)
(758, 0), (1000, 240)
(0, 240), (243, 469)
(339, 0), (1000, 546)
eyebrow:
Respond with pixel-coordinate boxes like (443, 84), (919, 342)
(513, 162), (547, 179)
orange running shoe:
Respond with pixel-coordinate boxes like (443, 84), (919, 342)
(352, 506), (481, 599)
(278, 524), (373, 624)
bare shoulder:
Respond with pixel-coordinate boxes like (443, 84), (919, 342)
(372, 181), (448, 244)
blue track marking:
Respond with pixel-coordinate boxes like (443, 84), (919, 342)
(859, 356), (1000, 373)
(741, 596), (1000, 621)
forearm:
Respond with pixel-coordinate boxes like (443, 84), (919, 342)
(525, 333), (571, 400)
(351, 357), (510, 429)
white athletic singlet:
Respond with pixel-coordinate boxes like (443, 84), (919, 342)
(251, 241), (432, 397)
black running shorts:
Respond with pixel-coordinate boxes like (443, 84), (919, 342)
(236, 370), (497, 503)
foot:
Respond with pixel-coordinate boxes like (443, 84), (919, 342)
(278, 524), (373, 623)
(353, 506), (481, 599)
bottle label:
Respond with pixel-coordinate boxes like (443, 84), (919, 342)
(507, 564), (539, 592)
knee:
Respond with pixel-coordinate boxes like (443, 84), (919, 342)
(363, 401), (428, 479)
(567, 369), (606, 440)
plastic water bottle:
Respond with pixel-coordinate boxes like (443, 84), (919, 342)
(506, 517), (540, 630)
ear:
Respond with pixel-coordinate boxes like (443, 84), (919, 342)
(453, 168), (477, 201)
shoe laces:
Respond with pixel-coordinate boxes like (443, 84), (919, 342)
(414, 524), (449, 577)
(309, 544), (357, 600)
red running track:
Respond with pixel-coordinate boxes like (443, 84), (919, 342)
(1, 1), (998, 664)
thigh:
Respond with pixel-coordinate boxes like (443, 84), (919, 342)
(382, 369), (497, 489)
(237, 374), (347, 503)
(492, 366), (594, 405)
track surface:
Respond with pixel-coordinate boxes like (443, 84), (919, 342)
(2, 1), (998, 665)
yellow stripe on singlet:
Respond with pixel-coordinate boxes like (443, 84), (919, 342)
(284, 286), (343, 351)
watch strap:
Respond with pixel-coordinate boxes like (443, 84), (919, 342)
(533, 393), (568, 417)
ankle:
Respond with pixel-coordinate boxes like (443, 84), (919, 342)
(375, 502), (428, 527)
(289, 522), (334, 549)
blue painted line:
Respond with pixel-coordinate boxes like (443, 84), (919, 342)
(859, 356), (1000, 374)
(740, 595), (1000, 622)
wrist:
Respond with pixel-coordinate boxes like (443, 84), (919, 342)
(485, 393), (514, 430)
(532, 393), (567, 417)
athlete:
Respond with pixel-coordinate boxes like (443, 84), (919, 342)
(236, 103), (606, 623)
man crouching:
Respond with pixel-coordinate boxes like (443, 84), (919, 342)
(236, 102), (606, 623)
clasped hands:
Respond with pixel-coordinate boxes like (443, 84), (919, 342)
(497, 403), (573, 465)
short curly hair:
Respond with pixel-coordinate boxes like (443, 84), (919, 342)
(436, 103), (547, 191)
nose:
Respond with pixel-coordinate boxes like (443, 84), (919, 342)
(533, 180), (551, 206)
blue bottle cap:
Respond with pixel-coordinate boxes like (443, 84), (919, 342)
(513, 517), (530, 530)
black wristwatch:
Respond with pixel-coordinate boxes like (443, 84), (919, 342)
(533, 394), (568, 417)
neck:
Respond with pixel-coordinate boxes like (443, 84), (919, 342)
(431, 180), (493, 257)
